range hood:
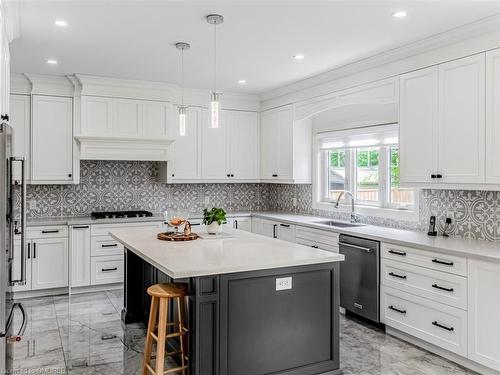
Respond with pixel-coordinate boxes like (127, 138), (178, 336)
(75, 135), (174, 161)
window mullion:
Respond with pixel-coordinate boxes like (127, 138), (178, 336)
(379, 147), (388, 208)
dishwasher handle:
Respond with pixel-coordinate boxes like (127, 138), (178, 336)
(338, 242), (372, 253)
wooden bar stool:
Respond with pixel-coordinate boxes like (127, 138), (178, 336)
(142, 283), (189, 375)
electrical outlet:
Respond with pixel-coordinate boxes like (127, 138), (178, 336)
(292, 197), (297, 207)
(276, 277), (292, 291)
(204, 196), (210, 205)
(29, 200), (37, 210)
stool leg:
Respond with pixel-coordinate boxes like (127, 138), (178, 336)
(156, 298), (169, 375)
(177, 296), (188, 375)
(142, 296), (159, 375)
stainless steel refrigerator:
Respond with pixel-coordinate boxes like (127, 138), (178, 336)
(0, 115), (27, 371)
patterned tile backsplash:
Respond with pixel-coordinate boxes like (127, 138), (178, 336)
(16, 161), (500, 241)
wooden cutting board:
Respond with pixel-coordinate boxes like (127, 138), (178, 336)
(157, 232), (199, 241)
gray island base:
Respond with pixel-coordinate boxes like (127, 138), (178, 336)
(111, 228), (344, 375)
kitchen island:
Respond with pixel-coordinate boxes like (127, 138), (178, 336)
(110, 228), (344, 375)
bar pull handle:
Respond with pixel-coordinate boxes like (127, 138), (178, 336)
(102, 267), (118, 272)
(388, 305), (406, 314)
(338, 242), (372, 253)
(280, 223), (290, 228)
(73, 225), (89, 229)
(101, 243), (118, 248)
(311, 245), (319, 249)
(388, 249), (407, 256)
(389, 272), (407, 280)
(273, 224), (277, 238)
(41, 229), (59, 234)
(432, 284), (454, 292)
(432, 259), (454, 266)
(33, 243), (36, 259)
(27, 243), (30, 259)
(9, 157), (26, 286)
(234, 220), (238, 229)
(432, 321), (454, 331)
(272, 174), (278, 177)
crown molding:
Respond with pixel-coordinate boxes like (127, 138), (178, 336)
(1, 0), (20, 42)
(260, 13), (500, 105)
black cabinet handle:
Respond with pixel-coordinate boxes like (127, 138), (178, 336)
(101, 243), (118, 248)
(234, 220), (238, 229)
(280, 223), (290, 228)
(432, 321), (454, 331)
(172, 174), (175, 177)
(272, 174), (278, 177)
(33, 243), (36, 259)
(27, 243), (30, 259)
(273, 224), (277, 238)
(388, 249), (406, 256)
(432, 259), (454, 266)
(432, 284), (454, 292)
(389, 272), (407, 280)
(230, 174), (234, 177)
(431, 174), (437, 179)
(311, 245), (319, 249)
(436, 174), (442, 179)
(68, 173), (72, 178)
(73, 225), (89, 229)
(190, 223), (201, 226)
(41, 230), (59, 234)
(226, 174), (230, 177)
(101, 267), (118, 272)
(388, 305), (406, 314)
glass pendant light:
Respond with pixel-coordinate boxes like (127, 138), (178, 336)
(176, 42), (190, 136)
(206, 14), (224, 129)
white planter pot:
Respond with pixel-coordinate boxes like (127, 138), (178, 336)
(206, 222), (223, 235)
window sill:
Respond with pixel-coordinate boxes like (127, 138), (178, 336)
(312, 201), (419, 222)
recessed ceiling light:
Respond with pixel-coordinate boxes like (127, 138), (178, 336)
(46, 59), (58, 65)
(238, 79), (247, 84)
(293, 54), (305, 60)
(392, 11), (407, 18)
(54, 20), (68, 27)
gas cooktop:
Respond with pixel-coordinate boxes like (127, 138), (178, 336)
(91, 210), (154, 220)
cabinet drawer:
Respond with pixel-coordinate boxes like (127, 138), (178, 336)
(381, 286), (467, 356)
(381, 243), (467, 276)
(296, 226), (339, 244)
(296, 237), (339, 253)
(91, 255), (124, 285)
(381, 259), (467, 309)
(91, 222), (162, 236)
(27, 225), (68, 239)
(92, 235), (124, 257)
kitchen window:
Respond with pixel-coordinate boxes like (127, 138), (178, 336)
(314, 124), (417, 218)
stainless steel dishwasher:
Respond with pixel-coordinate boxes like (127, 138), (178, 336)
(338, 234), (380, 323)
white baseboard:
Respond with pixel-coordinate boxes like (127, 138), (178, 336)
(70, 283), (123, 295)
(11, 283), (123, 299)
(386, 327), (500, 375)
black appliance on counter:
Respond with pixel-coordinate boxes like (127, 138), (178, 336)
(91, 210), (154, 220)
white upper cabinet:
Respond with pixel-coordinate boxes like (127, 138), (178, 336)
(399, 53), (486, 187)
(437, 54), (485, 184)
(169, 107), (202, 180)
(202, 109), (228, 179)
(399, 67), (438, 184)
(261, 105), (311, 183)
(31, 95), (74, 183)
(81, 96), (113, 135)
(9, 94), (30, 183)
(486, 48), (500, 184)
(143, 101), (170, 137)
(227, 110), (259, 180)
(113, 99), (141, 136)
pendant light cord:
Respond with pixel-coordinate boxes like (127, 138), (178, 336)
(181, 47), (185, 106)
(213, 22), (217, 93)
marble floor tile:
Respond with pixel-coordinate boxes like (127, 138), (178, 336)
(11, 292), (479, 375)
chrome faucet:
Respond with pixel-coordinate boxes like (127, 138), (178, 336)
(335, 191), (360, 223)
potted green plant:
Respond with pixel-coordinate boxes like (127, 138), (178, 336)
(202, 207), (227, 234)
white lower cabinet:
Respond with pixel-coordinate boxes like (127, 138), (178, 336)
(31, 237), (69, 290)
(70, 225), (91, 287)
(227, 217), (252, 232)
(295, 226), (339, 253)
(261, 219), (278, 238)
(91, 255), (124, 285)
(467, 259), (500, 371)
(277, 223), (296, 242)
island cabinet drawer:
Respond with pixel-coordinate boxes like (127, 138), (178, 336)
(296, 226), (339, 245)
(296, 237), (339, 253)
(92, 235), (124, 257)
(381, 259), (467, 309)
(381, 286), (467, 356)
(27, 225), (68, 239)
(381, 243), (467, 276)
(91, 255), (124, 285)
(91, 222), (162, 236)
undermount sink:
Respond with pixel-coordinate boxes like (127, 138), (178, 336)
(314, 220), (365, 228)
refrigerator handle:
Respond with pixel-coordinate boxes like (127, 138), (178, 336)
(5, 303), (27, 341)
(9, 157), (26, 286)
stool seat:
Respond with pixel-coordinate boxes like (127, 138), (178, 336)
(147, 283), (188, 298)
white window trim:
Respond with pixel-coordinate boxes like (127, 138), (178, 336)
(312, 131), (420, 223)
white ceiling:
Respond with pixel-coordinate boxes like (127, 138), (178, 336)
(9, 1), (500, 95)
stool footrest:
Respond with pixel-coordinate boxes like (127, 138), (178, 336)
(164, 365), (188, 374)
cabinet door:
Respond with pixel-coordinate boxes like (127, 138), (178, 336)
(399, 67), (438, 184)
(31, 238), (68, 290)
(10, 240), (31, 292)
(261, 219), (278, 238)
(261, 110), (280, 179)
(232, 217), (252, 232)
(202, 109), (228, 179)
(251, 217), (263, 235)
(31, 96), (73, 183)
(468, 259), (500, 371)
(70, 226), (91, 287)
(9, 94), (31, 183)
(228, 111), (259, 180)
(438, 54), (485, 183)
(170, 107), (201, 180)
(81, 96), (113, 135)
(113, 99), (141, 136)
(486, 48), (500, 183)
(142, 101), (171, 137)
(277, 223), (296, 242)
(277, 106), (294, 180)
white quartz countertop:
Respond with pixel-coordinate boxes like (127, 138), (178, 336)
(110, 227), (344, 278)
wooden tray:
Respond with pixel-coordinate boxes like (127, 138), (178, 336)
(157, 232), (199, 241)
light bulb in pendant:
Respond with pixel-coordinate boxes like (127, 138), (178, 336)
(178, 106), (187, 136)
(209, 92), (221, 129)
